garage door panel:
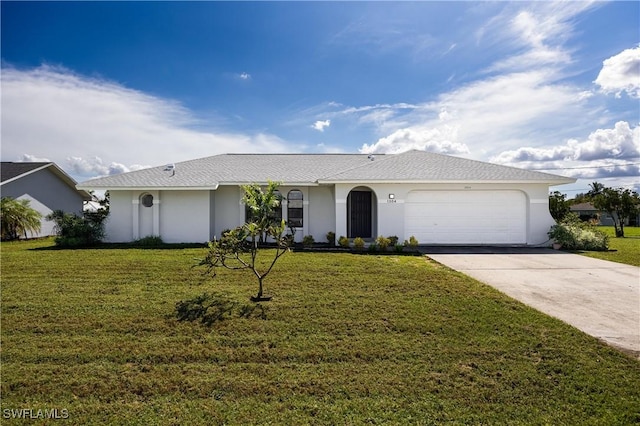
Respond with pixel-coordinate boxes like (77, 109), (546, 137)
(405, 191), (526, 244)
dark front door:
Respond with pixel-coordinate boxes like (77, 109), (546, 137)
(349, 191), (372, 238)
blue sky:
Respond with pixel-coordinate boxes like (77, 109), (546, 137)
(1, 1), (639, 196)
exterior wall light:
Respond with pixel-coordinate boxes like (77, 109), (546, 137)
(388, 194), (395, 199)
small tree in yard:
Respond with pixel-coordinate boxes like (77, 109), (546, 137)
(196, 182), (290, 302)
(593, 187), (640, 237)
(549, 191), (571, 222)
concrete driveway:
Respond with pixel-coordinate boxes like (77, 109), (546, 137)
(422, 247), (640, 358)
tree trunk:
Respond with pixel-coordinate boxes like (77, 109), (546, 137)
(612, 213), (624, 237)
(250, 277), (271, 302)
(257, 277), (263, 299)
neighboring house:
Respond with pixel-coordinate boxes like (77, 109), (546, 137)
(570, 202), (640, 226)
(570, 202), (601, 223)
(77, 150), (575, 245)
(1, 162), (92, 238)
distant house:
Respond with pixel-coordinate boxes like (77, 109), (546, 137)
(570, 202), (639, 227)
(78, 150), (575, 246)
(1, 162), (92, 238)
(570, 202), (601, 223)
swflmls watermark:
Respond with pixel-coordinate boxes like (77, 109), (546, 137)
(3, 408), (69, 420)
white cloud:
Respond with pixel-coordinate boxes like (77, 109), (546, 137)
(357, 3), (606, 159)
(570, 121), (639, 161)
(66, 156), (149, 177)
(360, 69), (589, 156)
(1, 65), (290, 179)
(19, 154), (51, 163)
(480, 2), (596, 73)
(487, 12), (570, 72)
(491, 121), (640, 179)
(361, 126), (469, 155)
(594, 46), (640, 99)
(238, 72), (251, 80)
(312, 119), (331, 132)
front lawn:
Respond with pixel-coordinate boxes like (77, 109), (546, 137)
(579, 226), (640, 267)
(1, 239), (639, 424)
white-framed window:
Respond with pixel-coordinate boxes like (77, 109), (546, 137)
(287, 189), (303, 228)
(141, 193), (154, 208)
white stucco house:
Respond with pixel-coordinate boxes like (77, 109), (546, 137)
(77, 150), (575, 245)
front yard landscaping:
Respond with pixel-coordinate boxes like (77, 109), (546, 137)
(1, 238), (639, 424)
(578, 226), (640, 267)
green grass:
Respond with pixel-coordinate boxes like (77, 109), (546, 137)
(2, 238), (639, 425)
(578, 226), (640, 266)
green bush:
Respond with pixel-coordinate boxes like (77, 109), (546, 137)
(46, 210), (106, 247)
(326, 231), (336, 245)
(548, 215), (609, 251)
(367, 243), (378, 253)
(133, 235), (164, 247)
(338, 236), (350, 248)
(353, 237), (365, 251)
(404, 236), (419, 248)
(376, 235), (391, 251)
(302, 235), (315, 247)
(388, 236), (399, 246)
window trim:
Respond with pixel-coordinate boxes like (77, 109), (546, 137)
(287, 189), (303, 228)
(141, 193), (154, 208)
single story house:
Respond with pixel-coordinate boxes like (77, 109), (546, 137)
(570, 202), (601, 223)
(1, 162), (92, 237)
(77, 150), (575, 245)
(570, 202), (639, 226)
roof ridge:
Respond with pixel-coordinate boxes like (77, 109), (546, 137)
(318, 152), (394, 180)
(224, 153), (368, 156)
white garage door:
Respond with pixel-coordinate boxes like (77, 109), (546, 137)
(405, 191), (527, 244)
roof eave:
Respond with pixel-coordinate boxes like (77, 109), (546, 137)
(318, 178), (577, 185)
(76, 184), (220, 191)
(220, 181), (319, 187)
(2, 162), (93, 200)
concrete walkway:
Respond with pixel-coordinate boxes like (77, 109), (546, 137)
(421, 247), (640, 358)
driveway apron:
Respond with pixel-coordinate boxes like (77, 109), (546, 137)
(422, 247), (640, 358)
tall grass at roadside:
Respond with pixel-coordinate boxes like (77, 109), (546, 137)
(1, 238), (639, 424)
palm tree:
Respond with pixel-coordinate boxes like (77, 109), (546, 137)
(588, 182), (605, 198)
(0, 197), (42, 240)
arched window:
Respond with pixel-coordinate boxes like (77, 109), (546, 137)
(287, 190), (303, 228)
(141, 193), (154, 208)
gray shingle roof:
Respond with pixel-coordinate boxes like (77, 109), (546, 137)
(1, 162), (92, 200)
(1, 162), (51, 183)
(570, 202), (597, 211)
(77, 150), (574, 189)
(321, 150), (573, 183)
(78, 154), (376, 189)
